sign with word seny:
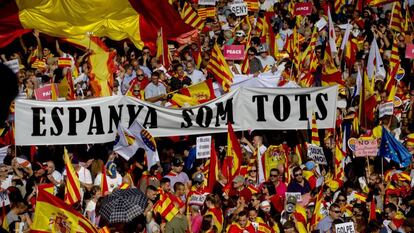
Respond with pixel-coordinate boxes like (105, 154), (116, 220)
(307, 144), (327, 165)
(196, 136), (212, 159)
(230, 2), (248, 16)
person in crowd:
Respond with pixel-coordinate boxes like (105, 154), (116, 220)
(94, 162), (122, 193)
(317, 203), (343, 233)
(164, 158), (190, 191)
(170, 64), (192, 91)
(144, 72), (167, 105)
(185, 61), (205, 85)
(287, 167), (311, 195)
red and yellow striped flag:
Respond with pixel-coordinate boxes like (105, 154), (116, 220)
(334, 0), (345, 14)
(367, 0), (398, 7)
(98, 226), (111, 233)
(300, 26), (318, 72)
(207, 43), (234, 92)
(311, 112), (320, 146)
(32, 190), (98, 233)
(181, 2), (204, 30)
(245, 0), (259, 12)
(58, 57), (72, 68)
(390, 1), (403, 33)
(153, 190), (179, 221)
(293, 204), (308, 233)
(284, 27), (300, 70)
(310, 188), (324, 229)
(206, 207), (223, 232)
(63, 147), (81, 206)
(198, 7), (216, 20)
(241, 16), (253, 74)
(221, 123), (243, 182)
(385, 38), (400, 102)
(334, 141), (346, 185)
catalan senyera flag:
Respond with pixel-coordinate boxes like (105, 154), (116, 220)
(390, 1), (403, 33)
(256, 15), (269, 38)
(207, 43), (234, 92)
(222, 123), (242, 182)
(181, 2), (204, 30)
(198, 7), (216, 20)
(67, 36), (115, 97)
(245, 0), (259, 12)
(58, 57), (72, 68)
(385, 38), (400, 102)
(0, 0), (194, 49)
(153, 190), (179, 221)
(334, 0), (345, 14)
(311, 112), (320, 146)
(63, 147), (81, 206)
(98, 226), (110, 233)
(300, 26), (318, 72)
(367, 0), (398, 6)
(156, 28), (171, 69)
(285, 27), (300, 70)
(31, 190), (98, 233)
(310, 188), (325, 230)
(241, 16), (253, 74)
(334, 141), (346, 185)
(404, 6), (411, 32)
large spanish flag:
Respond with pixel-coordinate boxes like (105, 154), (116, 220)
(32, 190), (98, 233)
(0, 0), (195, 48)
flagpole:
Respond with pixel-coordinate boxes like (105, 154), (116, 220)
(161, 27), (165, 67)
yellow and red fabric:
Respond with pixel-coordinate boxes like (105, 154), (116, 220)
(0, 0), (195, 49)
(207, 43), (234, 92)
(198, 7), (216, 20)
(221, 123), (243, 182)
(181, 2), (204, 30)
(206, 207), (223, 232)
(311, 112), (320, 146)
(63, 147), (81, 206)
(205, 139), (219, 193)
(32, 190), (98, 233)
(385, 38), (400, 102)
(367, 0), (398, 6)
(153, 190), (179, 221)
(390, 1), (403, 32)
(58, 57), (72, 68)
(156, 28), (171, 69)
(101, 164), (109, 196)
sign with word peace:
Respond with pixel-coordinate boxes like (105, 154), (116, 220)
(294, 2), (312, 16)
(223, 45), (245, 60)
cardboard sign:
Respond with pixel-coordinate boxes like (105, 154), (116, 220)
(34, 84), (59, 100)
(223, 45), (245, 60)
(230, 3), (248, 16)
(188, 193), (208, 206)
(4, 59), (20, 73)
(198, 0), (216, 6)
(355, 137), (378, 157)
(285, 192), (302, 202)
(0, 191), (10, 207)
(335, 222), (355, 233)
(294, 2), (312, 16)
(405, 43), (414, 59)
(316, 17), (327, 31)
(307, 144), (327, 165)
(196, 136), (211, 159)
(379, 101), (394, 118)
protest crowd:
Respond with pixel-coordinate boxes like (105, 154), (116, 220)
(1, 0), (414, 232)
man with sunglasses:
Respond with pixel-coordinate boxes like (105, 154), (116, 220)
(287, 167), (311, 195)
(317, 203), (342, 233)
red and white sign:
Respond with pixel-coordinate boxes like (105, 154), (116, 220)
(294, 2), (312, 16)
(223, 45), (245, 60)
(34, 84), (59, 100)
(405, 43), (414, 59)
(355, 137), (378, 157)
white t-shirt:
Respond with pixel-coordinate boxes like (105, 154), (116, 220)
(94, 172), (123, 193)
(187, 69), (206, 85)
(0, 175), (13, 190)
(144, 83), (167, 105)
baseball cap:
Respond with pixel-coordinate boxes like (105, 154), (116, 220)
(233, 175), (245, 183)
(260, 200), (271, 211)
(193, 173), (204, 183)
(172, 158), (184, 167)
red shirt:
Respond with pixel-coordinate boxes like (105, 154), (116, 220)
(227, 222), (255, 233)
(228, 186), (252, 202)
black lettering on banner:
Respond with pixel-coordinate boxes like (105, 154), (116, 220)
(273, 95), (290, 121)
(196, 106), (213, 128)
(143, 107), (157, 128)
(108, 105), (123, 133)
(68, 107), (87, 136)
(215, 98), (234, 126)
(294, 94), (311, 121)
(88, 106), (105, 135)
(32, 107), (46, 136)
(252, 95), (268, 121)
(181, 109), (194, 128)
(127, 105), (144, 126)
(50, 107), (64, 136)
(315, 93), (328, 120)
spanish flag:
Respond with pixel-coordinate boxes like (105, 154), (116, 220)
(63, 147), (81, 206)
(0, 0), (194, 49)
(205, 207), (223, 233)
(32, 190), (98, 233)
(207, 43), (234, 92)
(181, 79), (216, 103)
(221, 123), (242, 182)
(37, 183), (54, 195)
(156, 28), (171, 69)
(58, 57), (72, 68)
(67, 36), (115, 97)
(153, 190), (179, 221)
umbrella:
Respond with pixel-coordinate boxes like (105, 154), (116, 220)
(99, 188), (148, 223)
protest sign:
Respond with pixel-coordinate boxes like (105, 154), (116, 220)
(307, 144), (327, 165)
(285, 192), (302, 202)
(293, 2), (312, 16)
(34, 84), (59, 100)
(198, 0), (216, 5)
(4, 59), (20, 73)
(230, 2), (248, 16)
(405, 43), (414, 59)
(335, 222), (355, 233)
(378, 102), (393, 118)
(348, 138), (357, 152)
(0, 191), (10, 207)
(196, 136), (212, 159)
(355, 137), (378, 157)
(15, 86), (338, 145)
(223, 45), (245, 60)
(188, 193), (208, 206)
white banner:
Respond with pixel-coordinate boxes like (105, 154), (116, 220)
(15, 86), (338, 145)
(229, 3), (248, 16)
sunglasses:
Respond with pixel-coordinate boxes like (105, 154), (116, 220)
(250, 170), (257, 173)
(270, 174), (278, 177)
(332, 210), (341, 213)
(338, 199), (346, 202)
(294, 173), (303, 177)
(137, 74), (144, 77)
(248, 53), (255, 56)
